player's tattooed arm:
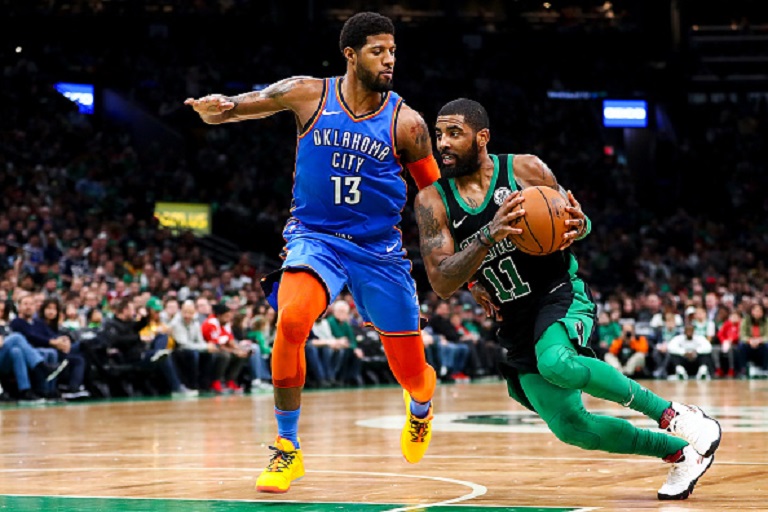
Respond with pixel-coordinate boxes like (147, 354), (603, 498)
(415, 186), (489, 299)
(184, 76), (320, 124)
(396, 106), (434, 163)
(514, 154), (560, 190)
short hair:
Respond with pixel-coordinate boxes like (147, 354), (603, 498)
(114, 297), (133, 315)
(339, 12), (395, 53)
(438, 98), (490, 133)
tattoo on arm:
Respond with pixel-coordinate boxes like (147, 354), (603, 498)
(416, 203), (444, 259)
(260, 76), (311, 100)
(435, 238), (488, 293)
(416, 194), (488, 296)
(410, 117), (430, 150)
(228, 91), (259, 107)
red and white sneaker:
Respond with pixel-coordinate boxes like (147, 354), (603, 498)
(658, 445), (714, 500)
(226, 380), (243, 394)
(659, 402), (722, 458)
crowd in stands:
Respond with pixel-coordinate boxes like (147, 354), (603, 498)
(2, 7), (768, 403)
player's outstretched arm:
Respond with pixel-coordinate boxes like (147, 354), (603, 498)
(513, 154), (590, 248)
(396, 106), (440, 190)
(183, 76), (323, 125)
(414, 186), (525, 299)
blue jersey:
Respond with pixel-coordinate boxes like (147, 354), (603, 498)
(292, 77), (406, 241)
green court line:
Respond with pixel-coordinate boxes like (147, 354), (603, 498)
(0, 495), (583, 512)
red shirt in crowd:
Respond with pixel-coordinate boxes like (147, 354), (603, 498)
(717, 319), (740, 344)
(201, 314), (234, 345)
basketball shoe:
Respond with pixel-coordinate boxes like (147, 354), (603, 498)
(659, 402), (721, 457)
(255, 437), (304, 493)
(658, 444), (714, 500)
(400, 389), (433, 464)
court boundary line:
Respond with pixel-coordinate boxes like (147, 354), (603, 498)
(0, 469), (487, 512)
(0, 493), (597, 511)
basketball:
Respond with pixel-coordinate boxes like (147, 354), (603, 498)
(508, 186), (571, 256)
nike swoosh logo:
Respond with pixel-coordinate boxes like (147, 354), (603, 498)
(321, 110), (342, 116)
(386, 243), (399, 253)
(452, 216), (468, 229)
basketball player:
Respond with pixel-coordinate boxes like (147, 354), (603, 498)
(414, 98), (721, 501)
(184, 12), (439, 493)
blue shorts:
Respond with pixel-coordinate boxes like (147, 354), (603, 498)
(265, 220), (420, 336)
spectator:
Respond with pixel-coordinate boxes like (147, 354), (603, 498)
(667, 323), (714, 380)
(170, 299), (220, 393)
(652, 312), (682, 379)
(1, 301), (67, 401)
(200, 303), (248, 393)
(426, 301), (471, 382)
(605, 321), (649, 377)
(102, 297), (185, 397)
(10, 295), (87, 398)
(595, 310), (621, 362)
(160, 296), (180, 324)
(245, 313), (274, 390)
(326, 300), (363, 387)
(714, 309), (740, 378)
(738, 303), (768, 378)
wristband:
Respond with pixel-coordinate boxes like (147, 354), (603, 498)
(576, 215), (592, 240)
(478, 225), (495, 247)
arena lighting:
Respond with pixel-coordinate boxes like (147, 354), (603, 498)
(54, 82), (95, 115)
(547, 90), (607, 100)
(602, 99), (647, 128)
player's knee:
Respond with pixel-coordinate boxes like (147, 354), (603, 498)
(546, 409), (600, 450)
(276, 304), (314, 346)
(401, 365), (436, 403)
(537, 344), (589, 390)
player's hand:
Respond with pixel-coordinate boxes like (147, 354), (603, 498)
(561, 190), (586, 250)
(184, 94), (235, 115)
(488, 191), (525, 242)
(470, 281), (503, 321)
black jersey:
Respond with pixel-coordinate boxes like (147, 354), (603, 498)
(433, 154), (586, 349)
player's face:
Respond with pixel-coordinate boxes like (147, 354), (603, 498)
(435, 116), (480, 178)
(356, 34), (395, 92)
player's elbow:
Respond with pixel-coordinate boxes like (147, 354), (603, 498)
(430, 279), (457, 300)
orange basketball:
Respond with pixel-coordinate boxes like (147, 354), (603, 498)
(508, 186), (571, 256)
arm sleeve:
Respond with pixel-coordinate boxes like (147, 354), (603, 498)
(405, 154), (440, 190)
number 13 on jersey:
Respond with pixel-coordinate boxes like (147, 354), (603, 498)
(331, 175), (362, 205)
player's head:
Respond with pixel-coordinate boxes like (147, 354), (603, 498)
(340, 12), (396, 93)
(435, 98), (490, 178)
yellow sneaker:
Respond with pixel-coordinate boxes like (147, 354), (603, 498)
(255, 437), (304, 493)
(400, 389), (433, 464)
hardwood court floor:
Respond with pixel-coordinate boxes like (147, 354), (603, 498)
(0, 379), (766, 511)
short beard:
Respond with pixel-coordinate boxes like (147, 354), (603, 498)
(439, 139), (480, 179)
(357, 62), (393, 93)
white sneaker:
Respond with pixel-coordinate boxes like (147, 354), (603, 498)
(150, 349), (173, 363)
(662, 402), (722, 457)
(658, 445), (714, 500)
(172, 385), (199, 398)
(251, 379), (273, 391)
(696, 365), (710, 381)
(675, 365), (688, 380)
